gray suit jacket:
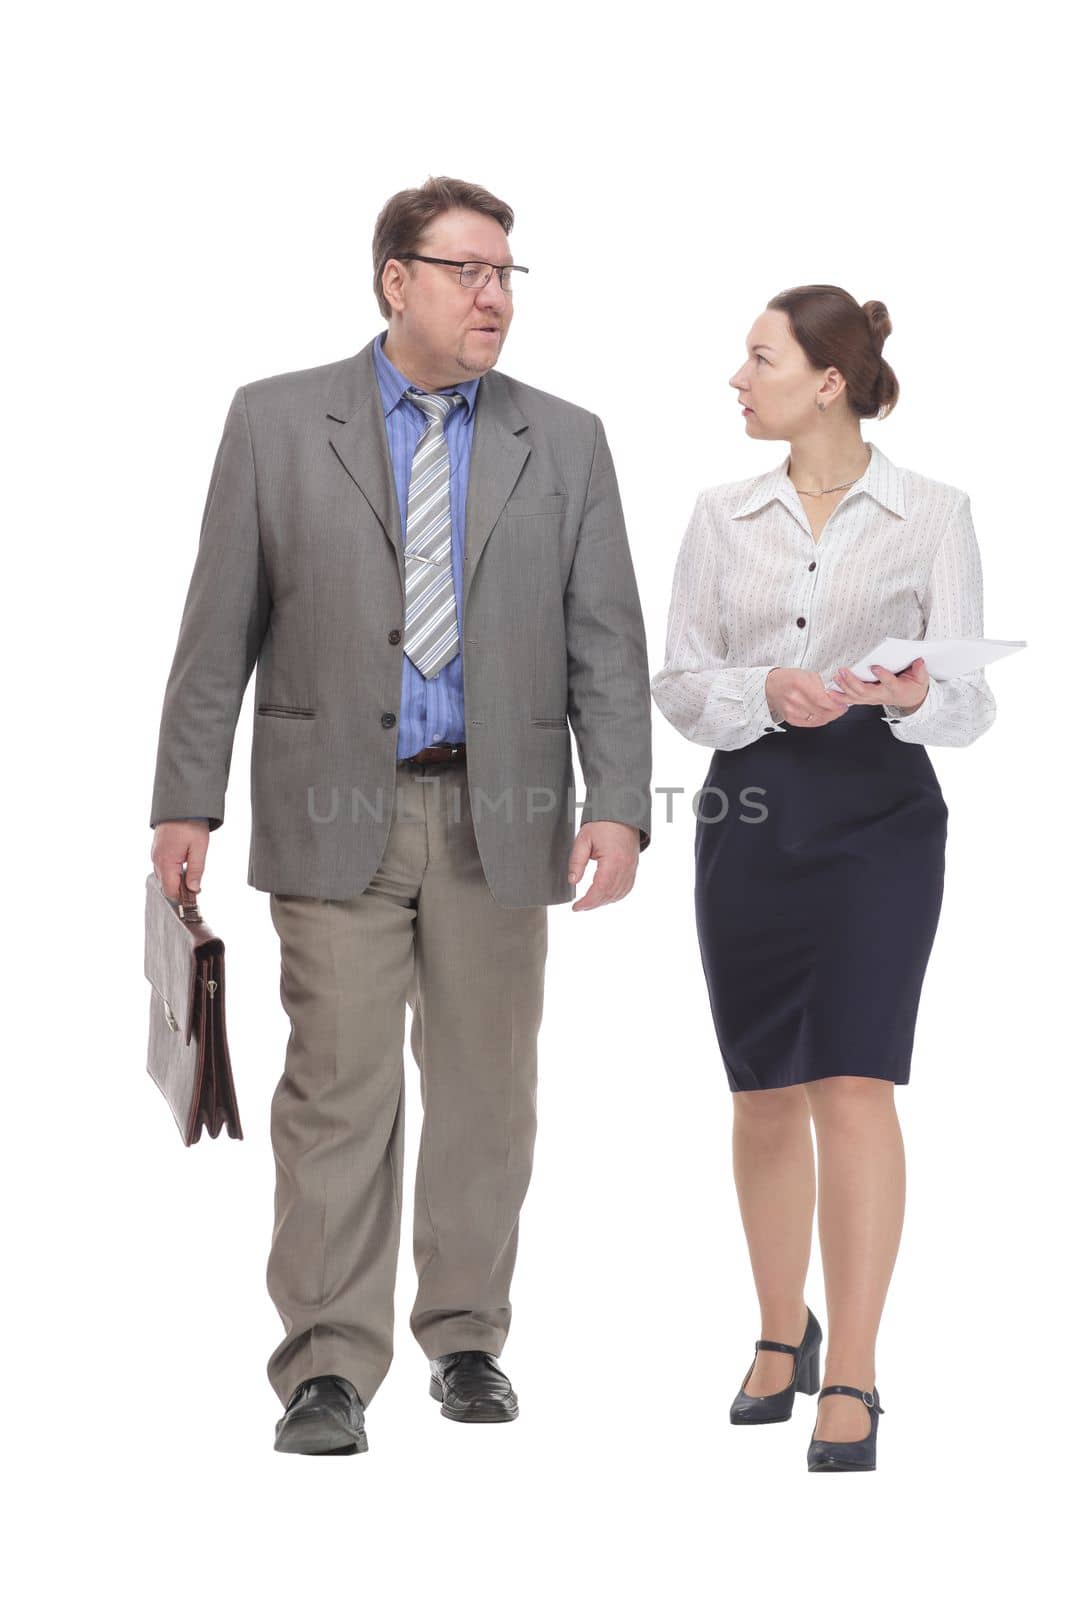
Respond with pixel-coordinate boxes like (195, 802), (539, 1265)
(149, 335), (653, 906)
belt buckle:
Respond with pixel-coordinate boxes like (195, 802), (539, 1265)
(407, 742), (461, 769)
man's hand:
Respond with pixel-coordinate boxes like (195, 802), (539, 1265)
(567, 821), (640, 911)
(151, 820), (211, 897)
(828, 659), (930, 713)
(766, 668), (852, 727)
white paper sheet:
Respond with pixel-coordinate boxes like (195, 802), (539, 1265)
(825, 635), (1026, 692)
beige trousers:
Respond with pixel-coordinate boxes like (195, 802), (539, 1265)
(264, 759), (549, 1408)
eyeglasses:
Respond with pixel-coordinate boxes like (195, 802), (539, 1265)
(394, 254), (529, 293)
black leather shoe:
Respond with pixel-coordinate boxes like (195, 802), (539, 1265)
(428, 1350), (519, 1423)
(273, 1374), (368, 1455)
(729, 1305), (822, 1424)
(807, 1384), (884, 1471)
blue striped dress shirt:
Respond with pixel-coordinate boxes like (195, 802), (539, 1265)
(372, 329), (481, 759)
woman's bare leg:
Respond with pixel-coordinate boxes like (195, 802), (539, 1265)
(731, 1084), (816, 1394)
(804, 1075), (905, 1443)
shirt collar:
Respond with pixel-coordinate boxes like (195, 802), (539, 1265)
(372, 329), (480, 421)
(730, 440), (907, 521)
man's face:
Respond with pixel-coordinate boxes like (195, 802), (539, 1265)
(382, 207), (516, 384)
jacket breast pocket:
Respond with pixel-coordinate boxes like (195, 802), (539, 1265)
(505, 492), (568, 516)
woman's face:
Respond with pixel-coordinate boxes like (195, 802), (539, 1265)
(729, 308), (843, 438)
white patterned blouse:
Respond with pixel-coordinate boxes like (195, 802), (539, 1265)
(650, 441), (996, 750)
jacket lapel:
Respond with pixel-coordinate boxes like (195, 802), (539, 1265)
(462, 371), (530, 590)
(325, 338), (402, 565)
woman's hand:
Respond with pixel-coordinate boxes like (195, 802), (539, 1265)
(766, 668), (853, 728)
(829, 659), (930, 712)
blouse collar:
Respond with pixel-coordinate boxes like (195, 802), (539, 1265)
(730, 440), (907, 523)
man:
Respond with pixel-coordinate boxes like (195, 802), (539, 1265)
(149, 175), (652, 1456)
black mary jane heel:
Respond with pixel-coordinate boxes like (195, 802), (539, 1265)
(729, 1306), (822, 1424)
(806, 1384), (885, 1471)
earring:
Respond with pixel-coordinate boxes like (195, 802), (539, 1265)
(816, 400), (826, 411)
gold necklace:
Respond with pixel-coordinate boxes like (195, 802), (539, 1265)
(789, 441), (872, 497)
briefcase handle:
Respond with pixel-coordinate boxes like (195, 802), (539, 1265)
(177, 863), (202, 923)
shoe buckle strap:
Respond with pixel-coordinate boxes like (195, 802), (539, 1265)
(819, 1383), (884, 1413)
(755, 1338), (800, 1356)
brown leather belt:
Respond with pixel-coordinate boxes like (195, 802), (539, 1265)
(397, 742), (467, 770)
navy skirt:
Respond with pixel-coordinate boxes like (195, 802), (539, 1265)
(694, 704), (948, 1093)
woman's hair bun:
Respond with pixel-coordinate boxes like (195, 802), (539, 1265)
(862, 300), (892, 351)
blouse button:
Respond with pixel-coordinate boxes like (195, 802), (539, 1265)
(796, 617), (807, 628)
(808, 561), (816, 572)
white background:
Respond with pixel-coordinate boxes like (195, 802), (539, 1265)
(6, 2), (1058, 1594)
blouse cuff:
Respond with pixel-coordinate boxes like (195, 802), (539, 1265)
(883, 676), (944, 732)
(748, 667), (788, 737)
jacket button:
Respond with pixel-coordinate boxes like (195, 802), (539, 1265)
(388, 628), (401, 645)
(796, 617), (807, 628)
(808, 561), (816, 571)
(381, 712), (396, 728)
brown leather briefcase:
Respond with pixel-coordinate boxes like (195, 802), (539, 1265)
(144, 867), (242, 1145)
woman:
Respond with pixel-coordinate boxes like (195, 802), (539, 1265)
(650, 286), (995, 1472)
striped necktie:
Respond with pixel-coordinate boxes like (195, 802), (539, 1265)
(402, 387), (466, 679)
